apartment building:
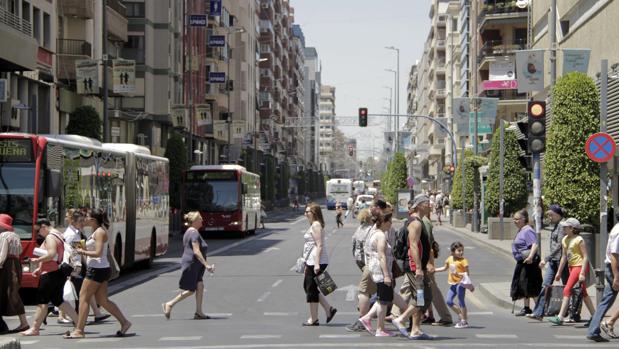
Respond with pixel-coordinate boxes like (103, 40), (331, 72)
(319, 84), (335, 174)
(302, 46), (321, 171)
(0, 0), (56, 134)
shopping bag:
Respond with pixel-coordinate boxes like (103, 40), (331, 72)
(543, 285), (564, 316)
(460, 273), (475, 292)
(314, 270), (338, 296)
(63, 280), (78, 302)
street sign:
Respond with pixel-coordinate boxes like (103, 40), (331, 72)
(585, 132), (616, 163)
(210, 0), (222, 16)
(208, 35), (226, 47)
(208, 72), (226, 83)
(188, 14), (207, 27)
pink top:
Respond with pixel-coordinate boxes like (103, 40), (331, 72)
(40, 231), (64, 274)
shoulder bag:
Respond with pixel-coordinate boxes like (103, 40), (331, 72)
(314, 270), (338, 296)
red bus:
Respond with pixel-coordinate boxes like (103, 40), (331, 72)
(182, 165), (261, 238)
(0, 133), (169, 288)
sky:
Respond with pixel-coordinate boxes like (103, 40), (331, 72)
(291, 0), (432, 159)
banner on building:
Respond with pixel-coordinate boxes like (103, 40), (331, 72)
(171, 105), (187, 128)
(232, 121), (245, 140)
(453, 98), (470, 134)
(516, 49), (545, 93)
(213, 120), (228, 141)
(562, 48), (591, 75)
(112, 59), (136, 93)
(75, 60), (99, 95)
(479, 97), (499, 123)
(489, 59), (515, 81)
(195, 104), (212, 126)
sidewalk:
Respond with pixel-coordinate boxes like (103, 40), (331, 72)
(441, 219), (619, 317)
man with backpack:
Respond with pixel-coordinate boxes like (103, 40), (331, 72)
(390, 194), (434, 340)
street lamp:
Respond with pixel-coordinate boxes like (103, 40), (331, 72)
(226, 27), (246, 163)
(385, 46), (400, 153)
(385, 68), (397, 153)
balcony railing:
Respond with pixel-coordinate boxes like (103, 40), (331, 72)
(479, 1), (528, 18)
(480, 89), (527, 100)
(478, 39), (526, 61)
(57, 39), (92, 56)
(259, 20), (273, 34)
(107, 0), (126, 16)
(0, 6), (32, 36)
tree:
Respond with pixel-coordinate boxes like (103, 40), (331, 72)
(544, 72), (599, 225)
(164, 133), (187, 209)
(486, 124), (528, 217)
(66, 106), (102, 141)
(451, 149), (487, 210)
(382, 152), (407, 204)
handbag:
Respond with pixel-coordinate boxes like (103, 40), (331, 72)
(314, 270), (338, 296)
(295, 245), (314, 274)
(460, 273), (475, 292)
(63, 280), (78, 302)
(107, 247), (120, 280)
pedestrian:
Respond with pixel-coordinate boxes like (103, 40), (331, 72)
(435, 192), (443, 225)
(547, 218), (596, 325)
(529, 204), (569, 320)
(64, 209), (131, 339)
(586, 220), (619, 342)
(435, 242), (470, 328)
(420, 208), (452, 327)
(335, 203), (344, 228)
(0, 214), (29, 334)
(346, 196), (355, 219)
(301, 203), (337, 326)
(60, 209), (109, 324)
(357, 208), (397, 337)
(293, 197), (299, 211)
(510, 209), (543, 317)
(260, 204), (267, 229)
(162, 211), (214, 320)
(21, 218), (78, 336)
(390, 194), (434, 340)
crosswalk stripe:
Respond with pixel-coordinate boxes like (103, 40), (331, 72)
(159, 336), (203, 341)
(264, 312), (298, 316)
(554, 335), (586, 339)
(468, 311), (494, 315)
(77, 338), (121, 343)
(476, 334), (518, 339)
(319, 334), (361, 339)
(240, 335), (282, 339)
(132, 314), (164, 317)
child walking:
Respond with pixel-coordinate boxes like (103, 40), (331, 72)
(435, 241), (470, 329)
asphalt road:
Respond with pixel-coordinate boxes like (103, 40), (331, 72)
(3, 207), (616, 348)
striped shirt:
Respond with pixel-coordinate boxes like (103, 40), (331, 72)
(0, 231), (22, 267)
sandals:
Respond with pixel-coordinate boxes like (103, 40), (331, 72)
(19, 329), (40, 336)
(601, 320), (617, 338)
(302, 319), (319, 326)
(116, 321), (132, 337)
(63, 330), (85, 339)
(194, 313), (211, 320)
(8, 325), (29, 334)
(162, 303), (171, 320)
(326, 307), (337, 324)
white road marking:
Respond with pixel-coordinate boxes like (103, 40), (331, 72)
(256, 291), (271, 302)
(77, 338), (121, 343)
(466, 289), (487, 310)
(159, 336), (203, 341)
(240, 335), (283, 339)
(336, 311), (361, 316)
(19, 340), (39, 345)
(272, 279), (283, 288)
(264, 312), (298, 316)
(206, 313), (232, 317)
(264, 247), (280, 253)
(132, 313), (164, 317)
(554, 335), (587, 339)
(468, 311), (494, 315)
(319, 334), (362, 339)
(334, 284), (357, 301)
(475, 334), (518, 339)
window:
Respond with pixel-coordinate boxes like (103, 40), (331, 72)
(125, 2), (145, 18)
(43, 12), (50, 48)
(21, 1), (30, 22)
(452, 18), (458, 32)
(123, 35), (145, 63)
(33, 7), (40, 43)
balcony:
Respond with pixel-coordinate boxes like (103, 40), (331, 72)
(259, 20), (274, 37)
(478, 1), (528, 30)
(479, 89), (527, 102)
(259, 91), (273, 109)
(260, 0), (274, 17)
(58, 0), (94, 19)
(106, 0), (128, 42)
(0, 6), (37, 71)
(436, 14), (448, 27)
(478, 38), (526, 68)
(56, 39), (93, 80)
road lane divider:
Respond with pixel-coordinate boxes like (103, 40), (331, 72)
(271, 279), (283, 288)
(256, 291), (271, 302)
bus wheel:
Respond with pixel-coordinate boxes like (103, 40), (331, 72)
(144, 232), (156, 268)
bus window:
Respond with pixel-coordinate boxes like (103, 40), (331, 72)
(0, 163), (36, 239)
(185, 172), (239, 212)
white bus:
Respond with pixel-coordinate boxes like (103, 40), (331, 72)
(326, 178), (353, 210)
(353, 180), (365, 195)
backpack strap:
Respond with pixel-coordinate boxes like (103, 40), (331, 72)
(48, 231), (65, 265)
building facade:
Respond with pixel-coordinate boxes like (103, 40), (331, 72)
(319, 84), (335, 174)
(302, 46), (320, 171)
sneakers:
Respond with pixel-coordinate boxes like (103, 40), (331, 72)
(357, 318), (373, 334)
(454, 320), (469, 329)
(345, 321), (365, 332)
(57, 318), (73, 325)
(547, 316), (563, 325)
(515, 307), (532, 317)
(375, 329), (396, 337)
(601, 321), (617, 338)
(587, 334), (610, 342)
(391, 318), (409, 337)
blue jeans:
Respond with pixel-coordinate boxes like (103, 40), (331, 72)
(532, 259), (569, 317)
(587, 264), (618, 337)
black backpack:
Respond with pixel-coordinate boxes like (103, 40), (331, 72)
(393, 218), (412, 260)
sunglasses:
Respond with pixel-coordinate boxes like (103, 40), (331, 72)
(304, 210), (312, 214)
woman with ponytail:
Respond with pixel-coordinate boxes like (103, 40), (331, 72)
(162, 212), (214, 320)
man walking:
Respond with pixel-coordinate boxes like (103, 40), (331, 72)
(586, 221), (619, 342)
(391, 194), (434, 340)
(529, 204), (569, 320)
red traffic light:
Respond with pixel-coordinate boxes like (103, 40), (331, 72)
(359, 108), (367, 116)
(358, 107), (368, 127)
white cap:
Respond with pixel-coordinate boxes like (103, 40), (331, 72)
(560, 217), (581, 230)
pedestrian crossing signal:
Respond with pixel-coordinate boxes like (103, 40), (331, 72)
(358, 108), (368, 127)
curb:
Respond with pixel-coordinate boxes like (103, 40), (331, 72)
(0, 339), (20, 349)
(477, 283), (514, 311)
(441, 224), (514, 261)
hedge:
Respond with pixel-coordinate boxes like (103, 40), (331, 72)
(66, 106), (102, 141)
(451, 149), (487, 210)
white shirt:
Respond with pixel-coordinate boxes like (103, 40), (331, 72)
(303, 222), (328, 266)
(63, 225), (82, 267)
(606, 223), (619, 264)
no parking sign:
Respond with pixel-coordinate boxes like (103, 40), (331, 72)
(585, 132), (616, 163)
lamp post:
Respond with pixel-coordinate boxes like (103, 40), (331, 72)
(385, 68), (397, 153)
(226, 27), (246, 163)
(385, 46), (400, 153)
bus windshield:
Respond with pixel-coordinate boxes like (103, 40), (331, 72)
(0, 163), (36, 239)
(185, 175), (239, 212)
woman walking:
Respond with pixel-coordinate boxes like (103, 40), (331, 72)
(0, 214), (29, 334)
(162, 212), (214, 320)
(547, 218), (596, 325)
(335, 203), (344, 228)
(510, 209), (543, 316)
(302, 203), (337, 326)
(64, 209), (131, 339)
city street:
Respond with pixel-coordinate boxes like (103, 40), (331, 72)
(2, 208), (614, 349)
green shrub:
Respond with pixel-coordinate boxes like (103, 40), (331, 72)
(451, 149), (487, 210)
(544, 72), (599, 225)
(164, 133), (187, 209)
(65, 106), (102, 141)
(486, 124), (528, 217)
(382, 152), (407, 204)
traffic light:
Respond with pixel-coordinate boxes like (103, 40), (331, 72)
(348, 144), (354, 157)
(527, 101), (546, 154)
(358, 107), (368, 127)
